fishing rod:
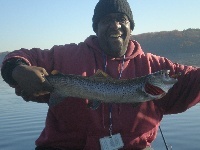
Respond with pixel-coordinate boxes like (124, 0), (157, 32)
(159, 125), (172, 150)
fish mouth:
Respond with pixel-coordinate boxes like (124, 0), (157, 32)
(144, 82), (165, 96)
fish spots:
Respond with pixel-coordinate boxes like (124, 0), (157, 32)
(47, 70), (178, 107)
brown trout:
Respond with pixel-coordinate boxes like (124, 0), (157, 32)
(46, 70), (178, 109)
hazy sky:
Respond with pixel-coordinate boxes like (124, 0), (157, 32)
(0, 0), (199, 52)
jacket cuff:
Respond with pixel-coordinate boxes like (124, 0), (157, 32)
(1, 58), (28, 86)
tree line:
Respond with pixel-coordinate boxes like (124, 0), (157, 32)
(132, 28), (200, 55)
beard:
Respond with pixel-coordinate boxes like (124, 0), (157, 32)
(103, 36), (129, 57)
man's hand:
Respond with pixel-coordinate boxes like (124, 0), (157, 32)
(12, 65), (53, 102)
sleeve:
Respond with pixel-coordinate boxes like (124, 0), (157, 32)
(2, 47), (54, 71)
(152, 56), (200, 114)
(1, 47), (54, 87)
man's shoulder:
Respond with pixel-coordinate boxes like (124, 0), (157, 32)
(52, 43), (78, 49)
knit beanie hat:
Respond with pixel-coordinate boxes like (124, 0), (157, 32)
(92, 0), (134, 32)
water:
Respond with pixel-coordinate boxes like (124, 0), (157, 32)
(0, 76), (48, 150)
(0, 52), (200, 150)
(152, 105), (200, 150)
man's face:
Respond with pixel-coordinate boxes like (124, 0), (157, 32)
(96, 13), (132, 57)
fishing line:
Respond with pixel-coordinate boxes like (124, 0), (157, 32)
(102, 52), (107, 72)
(159, 125), (172, 150)
(102, 52), (125, 136)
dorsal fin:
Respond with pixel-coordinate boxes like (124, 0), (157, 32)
(51, 70), (60, 75)
(91, 69), (112, 79)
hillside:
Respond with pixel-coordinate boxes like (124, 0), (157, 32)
(132, 28), (200, 55)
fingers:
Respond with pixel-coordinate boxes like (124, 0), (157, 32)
(35, 67), (54, 92)
(20, 79), (53, 97)
(20, 90), (31, 101)
(21, 91), (47, 102)
(42, 79), (54, 92)
(12, 66), (54, 102)
(40, 68), (49, 83)
(33, 91), (50, 97)
(40, 67), (49, 76)
(21, 88), (51, 102)
(20, 78), (53, 101)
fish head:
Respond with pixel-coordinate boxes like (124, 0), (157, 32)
(147, 70), (178, 94)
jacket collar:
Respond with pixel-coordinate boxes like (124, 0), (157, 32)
(84, 35), (144, 61)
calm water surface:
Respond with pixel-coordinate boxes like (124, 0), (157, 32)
(0, 77), (48, 150)
(0, 52), (200, 150)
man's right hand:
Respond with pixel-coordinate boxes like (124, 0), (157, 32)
(12, 65), (53, 101)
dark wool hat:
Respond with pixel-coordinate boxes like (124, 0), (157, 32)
(92, 0), (134, 32)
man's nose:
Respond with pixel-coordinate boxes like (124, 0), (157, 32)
(109, 20), (121, 29)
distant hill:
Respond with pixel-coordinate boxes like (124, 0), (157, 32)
(132, 28), (200, 55)
(0, 51), (9, 68)
(0, 28), (200, 67)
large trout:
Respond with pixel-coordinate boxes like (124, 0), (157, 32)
(46, 70), (179, 109)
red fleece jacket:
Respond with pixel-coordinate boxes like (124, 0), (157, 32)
(2, 35), (200, 149)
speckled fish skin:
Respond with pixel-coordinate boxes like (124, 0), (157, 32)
(46, 70), (178, 107)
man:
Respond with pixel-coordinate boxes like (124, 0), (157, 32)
(1, 0), (200, 149)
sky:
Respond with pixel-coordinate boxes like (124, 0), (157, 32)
(0, 0), (200, 52)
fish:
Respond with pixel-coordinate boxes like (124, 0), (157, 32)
(45, 70), (179, 109)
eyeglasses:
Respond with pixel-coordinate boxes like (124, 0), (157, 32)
(100, 15), (130, 25)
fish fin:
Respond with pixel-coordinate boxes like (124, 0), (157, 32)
(51, 70), (60, 75)
(132, 102), (142, 108)
(50, 70), (67, 76)
(95, 69), (110, 77)
(95, 70), (131, 83)
(90, 69), (113, 79)
(48, 91), (66, 107)
(87, 100), (101, 110)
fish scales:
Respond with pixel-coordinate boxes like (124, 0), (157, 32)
(46, 70), (178, 108)
(48, 74), (147, 102)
